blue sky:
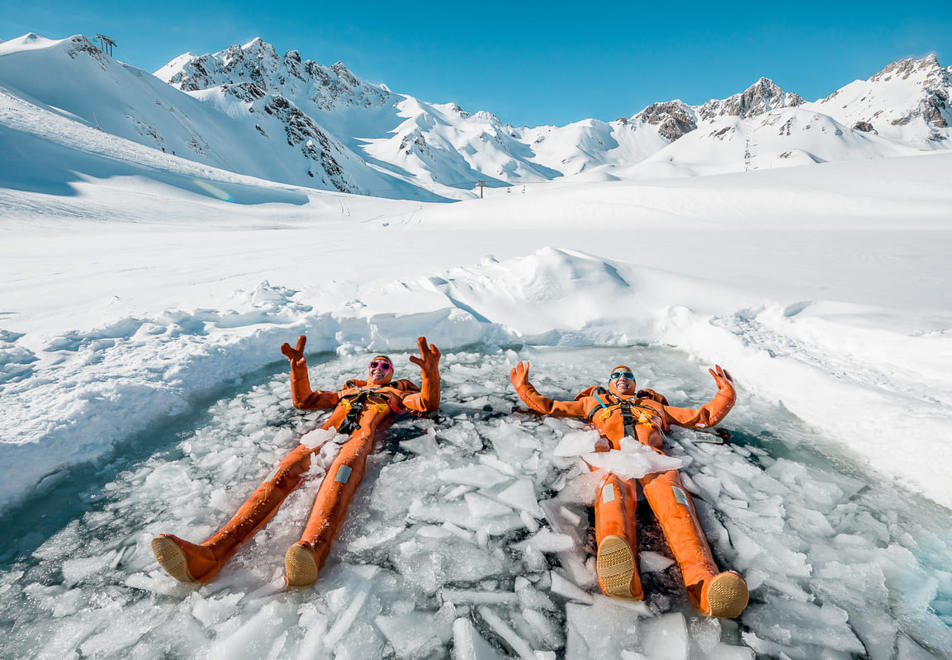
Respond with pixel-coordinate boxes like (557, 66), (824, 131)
(3, 0), (950, 126)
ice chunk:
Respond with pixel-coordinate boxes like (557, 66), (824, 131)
(61, 554), (113, 587)
(410, 500), (525, 535)
(466, 492), (514, 518)
(375, 603), (455, 658)
(391, 535), (506, 594)
(556, 466), (605, 505)
(496, 479), (545, 518)
(743, 599), (865, 655)
(549, 571), (593, 604)
(521, 607), (564, 651)
(705, 643), (756, 660)
(564, 596), (646, 657)
(639, 551), (675, 573)
(519, 511), (540, 533)
(324, 567), (378, 650)
(453, 617), (508, 660)
(687, 616), (721, 654)
(442, 589), (519, 605)
(479, 454), (519, 477)
(206, 601), (294, 659)
(189, 591), (243, 627)
(440, 464), (510, 488)
(299, 427), (344, 449)
(640, 612), (690, 660)
(581, 442), (682, 480)
(553, 430), (601, 456)
(400, 430), (440, 455)
(442, 521), (477, 543)
(478, 606), (535, 659)
(334, 620), (386, 660)
(513, 529), (575, 554)
(297, 603), (330, 659)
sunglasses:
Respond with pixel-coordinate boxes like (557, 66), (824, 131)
(610, 371), (634, 380)
(369, 360), (392, 370)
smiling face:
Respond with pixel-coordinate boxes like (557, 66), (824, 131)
(368, 356), (394, 385)
(608, 365), (636, 396)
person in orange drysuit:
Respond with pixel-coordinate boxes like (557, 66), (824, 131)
(152, 335), (441, 588)
(510, 361), (748, 618)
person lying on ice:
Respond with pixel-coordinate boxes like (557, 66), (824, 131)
(151, 335), (441, 588)
(510, 361), (749, 618)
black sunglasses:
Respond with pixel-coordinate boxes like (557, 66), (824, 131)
(369, 360), (392, 370)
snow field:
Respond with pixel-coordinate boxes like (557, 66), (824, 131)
(1, 347), (949, 658)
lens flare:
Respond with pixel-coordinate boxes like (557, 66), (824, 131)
(192, 179), (232, 202)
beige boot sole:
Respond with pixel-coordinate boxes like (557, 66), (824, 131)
(151, 535), (197, 583)
(705, 571), (749, 618)
(285, 543), (319, 588)
(596, 535), (636, 599)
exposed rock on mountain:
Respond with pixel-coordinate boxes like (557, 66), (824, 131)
(809, 55), (951, 145)
(696, 77), (804, 121)
(634, 101), (698, 141)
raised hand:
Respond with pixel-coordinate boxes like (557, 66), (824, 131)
(408, 336), (441, 374)
(281, 335), (307, 367)
(709, 364), (734, 392)
(510, 361), (531, 391)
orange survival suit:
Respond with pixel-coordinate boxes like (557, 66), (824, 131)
(510, 362), (748, 618)
(151, 335), (440, 588)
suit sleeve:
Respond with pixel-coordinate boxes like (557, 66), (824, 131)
(402, 365), (440, 413)
(663, 383), (735, 429)
(515, 382), (588, 418)
(289, 359), (341, 410)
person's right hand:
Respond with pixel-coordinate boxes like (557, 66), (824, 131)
(510, 361), (531, 391)
(281, 335), (307, 367)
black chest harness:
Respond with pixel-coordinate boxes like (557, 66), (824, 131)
(585, 388), (664, 438)
(336, 387), (402, 435)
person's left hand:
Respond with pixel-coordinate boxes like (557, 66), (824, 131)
(409, 336), (441, 374)
(709, 365), (734, 392)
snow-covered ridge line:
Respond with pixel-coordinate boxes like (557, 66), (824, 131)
(1, 32), (950, 201)
(2, 249), (950, 516)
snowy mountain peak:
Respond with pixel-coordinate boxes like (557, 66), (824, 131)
(632, 100), (697, 141)
(811, 54), (950, 141)
(157, 38), (390, 114)
(869, 54), (945, 83)
(696, 77), (803, 121)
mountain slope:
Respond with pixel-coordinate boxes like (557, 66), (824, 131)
(2, 33), (950, 200)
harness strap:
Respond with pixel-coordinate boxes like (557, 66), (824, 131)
(337, 386), (403, 434)
(619, 400), (636, 438)
(586, 388), (612, 420)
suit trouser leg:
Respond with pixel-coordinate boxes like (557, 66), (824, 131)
(640, 470), (719, 606)
(285, 428), (375, 586)
(594, 473), (643, 599)
(152, 443), (313, 582)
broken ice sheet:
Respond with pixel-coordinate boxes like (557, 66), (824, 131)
(3, 348), (952, 659)
(580, 441), (683, 480)
(375, 603), (455, 658)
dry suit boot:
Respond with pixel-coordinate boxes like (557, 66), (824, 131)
(699, 570), (749, 618)
(152, 443), (312, 583)
(286, 429), (376, 587)
(594, 475), (643, 600)
(641, 469), (749, 618)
